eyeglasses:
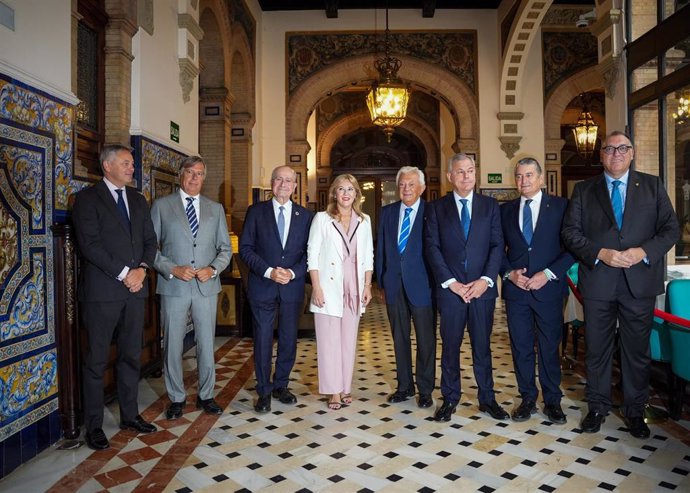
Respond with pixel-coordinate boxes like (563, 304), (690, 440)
(602, 145), (633, 155)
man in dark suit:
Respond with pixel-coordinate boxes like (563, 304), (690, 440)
(72, 144), (158, 450)
(500, 158), (574, 424)
(376, 166), (435, 409)
(562, 131), (679, 439)
(426, 153), (508, 422)
(151, 156), (232, 420)
(239, 165), (313, 413)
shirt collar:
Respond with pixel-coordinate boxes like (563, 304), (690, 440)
(103, 177), (124, 193)
(272, 197), (292, 212)
(521, 189), (543, 206)
(400, 198), (421, 213)
(180, 189), (199, 201)
(604, 170), (629, 187)
(453, 190), (474, 204)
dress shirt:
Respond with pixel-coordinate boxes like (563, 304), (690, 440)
(398, 198), (421, 236)
(180, 189), (201, 222)
(264, 198), (295, 280)
(104, 177), (132, 281)
(441, 190), (494, 289)
(519, 190), (542, 232)
(604, 170), (628, 214)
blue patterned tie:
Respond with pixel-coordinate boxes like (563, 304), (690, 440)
(611, 180), (623, 229)
(278, 206), (286, 246)
(398, 207), (412, 254)
(522, 199), (533, 245)
(186, 197), (198, 238)
(460, 199), (470, 240)
(115, 189), (130, 228)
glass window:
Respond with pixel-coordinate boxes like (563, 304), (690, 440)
(629, 0), (658, 42)
(632, 100), (660, 177)
(664, 33), (690, 77)
(631, 61), (658, 92)
(667, 88), (690, 261)
(663, 0), (690, 20)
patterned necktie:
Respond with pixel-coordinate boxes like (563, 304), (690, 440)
(115, 189), (130, 228)
(186, 197), (198, 238)
(611, 180), (623, 229)
(278, 205), (286, 245)
(459, 198), (470, 239)
(523, 199), (533, 245)
(398, 207), (413, 254)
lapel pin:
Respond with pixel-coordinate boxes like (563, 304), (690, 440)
(295, 211), (300, 216)
(636, 182), (639, 187)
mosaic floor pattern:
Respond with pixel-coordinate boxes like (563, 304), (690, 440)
(4, 299), (690, 492)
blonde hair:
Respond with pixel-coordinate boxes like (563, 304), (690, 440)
(326, 174), (364, 220)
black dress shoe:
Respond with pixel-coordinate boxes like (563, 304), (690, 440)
(272, 387), (298, 405)
(479, 400), (510, 420)
(417, 394), (433, 409)
(85, 428), (110, 450)
(433, 400), (458, 422)
(166, 401), (185, 420)
(120, 415), (157, 434)
(544, 403), (567, 424)
(255, 394), (271, 413)
(624, 416), (650, 439)
(196, 397), (223, 415)
(387, 389), (414, 403)
(580, 410), (606, 433)
(511, 400), (537, 422)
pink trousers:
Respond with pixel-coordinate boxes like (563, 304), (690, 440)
(315, 306), (360, 395)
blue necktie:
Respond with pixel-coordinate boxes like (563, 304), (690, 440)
(398, 207), (412, 254)
(611, 180), (623, 229)
(460, 198), (470, 239)
(523, 199), (533, 245)
(115, 189), (130, 228)
(186, 197), (198, 238)
(278, 205), (286, 246)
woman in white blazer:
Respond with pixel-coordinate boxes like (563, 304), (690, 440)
(308, 174), (374, 410)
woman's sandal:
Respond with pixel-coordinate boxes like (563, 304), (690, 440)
(327, 396), (342, 410)
(341, 393), (353, 405)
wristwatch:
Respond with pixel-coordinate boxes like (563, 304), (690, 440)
(211, 266), (218, 279)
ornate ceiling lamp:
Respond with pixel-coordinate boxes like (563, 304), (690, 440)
(572, 94), (599, 159)
(366, 6), (409, 143)
(673, 91), (689, 125)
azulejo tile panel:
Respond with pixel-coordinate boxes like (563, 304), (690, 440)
(132, 135), (185, 202)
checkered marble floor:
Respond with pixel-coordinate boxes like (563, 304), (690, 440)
(9, 299), (690, 492)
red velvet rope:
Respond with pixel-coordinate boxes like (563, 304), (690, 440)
(566, 276), (690, 329)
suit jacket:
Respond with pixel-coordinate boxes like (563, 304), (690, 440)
(72, 180), (157, 302)
(562, 170), (679, 300)
(239, 200), (313, 304)
(500, 194), (574, 302)
(425, 192), (504, 301)
(151, 192), (232, 297)
(375, 200), (433, 307)
(307, 211), (374, 316)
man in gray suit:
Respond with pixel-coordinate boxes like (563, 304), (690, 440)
(151, 156), (232, 419)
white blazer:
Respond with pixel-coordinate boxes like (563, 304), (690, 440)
(307, 211), (374, 317)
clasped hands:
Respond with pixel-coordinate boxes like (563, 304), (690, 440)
(171, 265), (215, 282)
(449, 279), (488, 303)
(123, 267), (146, 293)
(598, 247), (647, 268)
(508, 268), (548, 291)
(270, 267), (293, 285)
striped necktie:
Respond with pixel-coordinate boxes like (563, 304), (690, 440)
(186, 197), (199, 238)
(398, 207), (412, 254)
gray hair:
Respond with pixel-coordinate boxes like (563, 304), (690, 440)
(271, 165), (297, 181)
(100, 144), (132, 171)
(447, 153), (475, 174)
(515, 157), (543, 175)
(396, 166), (425, 186)
(180, 156), (206, 175)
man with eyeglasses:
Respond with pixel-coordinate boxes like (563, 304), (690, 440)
(562, 131), (679, 439)
(240, 165), (314, 413)
(151, 156), (232, 420)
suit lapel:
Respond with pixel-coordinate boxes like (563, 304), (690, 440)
(508, 199), (526, 246)
(97, 181), (131, 236)
(595, 175), (618, 228)
(532, 193), (550, 240)
(283, 201), (303, 250)
(389, 201), (401, 246)
(623, 171), (640, 231)
(444, 195), (466, 244)
(172, 193), (194, 240)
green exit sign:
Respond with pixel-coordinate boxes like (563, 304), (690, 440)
(488, 173), (502, 184)
(170, 121), (180, 143)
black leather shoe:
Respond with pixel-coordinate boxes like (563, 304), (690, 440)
(272, 387), (297, 405)
(255, 394), (271, 413)
(417, 394), (433, 409)
(120, 415), (157, 434)
(387, 389), (414, 403)
(85, 428), (109, 450)
(479, 400), (510, 420)
(544, 403), (567, 424)
(511, 400), (537, 422)
(166, 401), (184, 420)
(196, 397), (223, 415)
(624, 416), (650, 439)
(580, 410), (606, 433)
(433, 400), (458, 422)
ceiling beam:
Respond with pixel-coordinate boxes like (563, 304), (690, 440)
(422, 0), (436, 18)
